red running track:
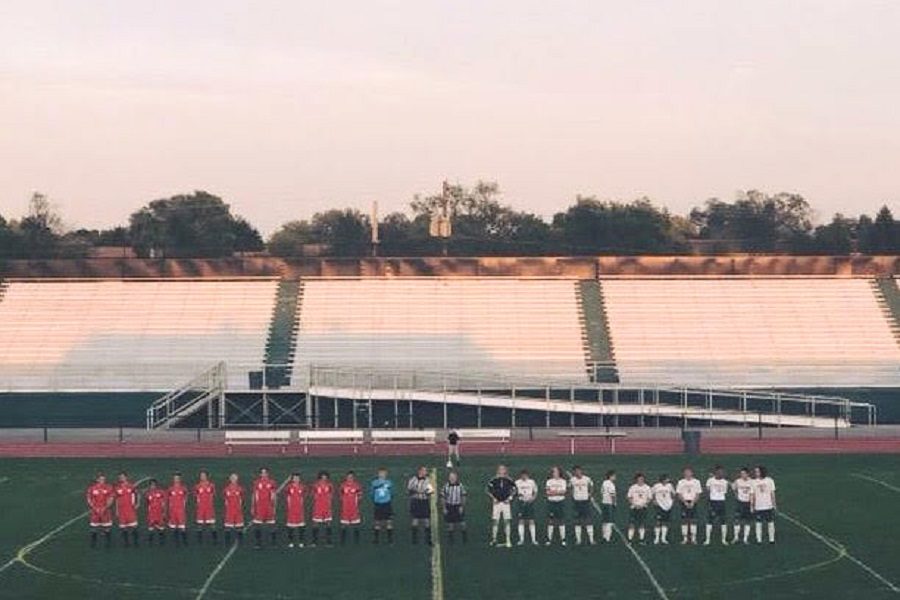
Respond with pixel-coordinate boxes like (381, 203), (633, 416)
(0, 438), (898, 458)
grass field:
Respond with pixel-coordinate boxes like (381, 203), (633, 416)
(0, 454), (898, 599)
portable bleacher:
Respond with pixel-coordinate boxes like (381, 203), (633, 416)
(296, 430), (364, 453)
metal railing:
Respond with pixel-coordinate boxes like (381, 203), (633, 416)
(146, 362), (226, 429)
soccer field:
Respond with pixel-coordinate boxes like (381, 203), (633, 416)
(0, 454), (897, 599)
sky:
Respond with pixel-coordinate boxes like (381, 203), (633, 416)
(1, 0), (899, 235)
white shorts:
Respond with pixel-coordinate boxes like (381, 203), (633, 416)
(492, 502), (512, 521)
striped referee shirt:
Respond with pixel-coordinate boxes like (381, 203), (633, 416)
(441, 482), (467, 506)
(407, 476), (432, 500)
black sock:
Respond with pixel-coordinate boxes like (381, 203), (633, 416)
(373, 529), (380, 544)
(299, 528), (305, 544)
(312, 528), (319, 544)
(90, 531), (98, 547)
(160, 531), (166, 545)
(237, 531), (244, 543)
(386, 529), (393, 544)
(340, 529), (347, 545)
(287, 529), (295, 543)
(353, 528), (360, 544)
(270, 530), (277, 545)
(254, 529), (262, 546)
(425, 528), (432, 546)
(325, 527), (332, 545)
(225, 530), (232, 545)
(181, 531), (188, 546)
(132, 530), (139, 546)
(196, 530), (203, 544)
(211, 530), (218, 544)
(121, 530), (129, 546)
(147, 532), (154, 545)
(104, 531), (111, 547)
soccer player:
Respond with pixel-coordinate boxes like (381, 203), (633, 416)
(311, 470), (335, 546)
(569, 466), (596, 545)
(600, 470), (617, 543)
(676, 467), (702, 544)
(651, 474), (675, 544)
(751, 465), (777, 544)
(194, 470), (217, 545)
(514, 469), (539, 546)
(283, 472), (307, 548)
(251, 467), (278, 548)
(168, 472), (189, 546)
(705, 465), (729, 545)
(370, 467), (395, 545)
(486, 464), (516, 548)
(114, 471), (140, 547)
(86, 472), (114, 548)
(731, 467), (754, 544)
(626, 473), (652, 544)
(145, 479), (167, 545)
(544, 466), (568, 546)
(446, 429), (461, 467)
(223, 473), (245, 545)
(407, 465), (434, 545)
(339, 471), (363, 545)
(441, 470), (468, 544)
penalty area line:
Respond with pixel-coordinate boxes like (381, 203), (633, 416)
(780, 511), (899, 594)
(851, 473), (900, 495)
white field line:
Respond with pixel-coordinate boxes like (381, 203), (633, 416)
(194, 476), (291, 600)
(589, 498), (670, 600)
(852, 473), (900, 495)
(429, 469), (444, 600)
(780, 511), (900, 594)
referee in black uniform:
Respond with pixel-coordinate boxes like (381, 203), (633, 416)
(407, 465), (434, 545)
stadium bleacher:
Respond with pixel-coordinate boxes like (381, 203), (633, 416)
(0, 279), (278, 391)
(600, 277), (900, 387)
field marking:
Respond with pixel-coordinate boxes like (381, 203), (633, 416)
(429, 468), (444, 600)
(589, 498), (670, 600)
(0, 477), (9, 484)
(852, 473), (900, 494)
(194, 476), (291, 600)
(780, 511), (900, 594)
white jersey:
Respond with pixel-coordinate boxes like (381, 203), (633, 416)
(600, 479), (617, 505)
(676, 478), (702, 504)
(706, 477), (729, 501)
(732, 478), (753, 503)
(752, 477), (776, 511)
(627, 483), (652, 508)
(516, 478), (539, 503)
(545, 477), (567, 502)
(651, 482), (675, 511)
(570, 475), (594, 501)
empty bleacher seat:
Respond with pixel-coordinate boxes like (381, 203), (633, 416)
(600, 278), (900, 387)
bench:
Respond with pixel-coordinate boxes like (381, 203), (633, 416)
(370, 430), (437, 445)
(225, 430), (292, 453)
(453, 428), (511, 452)
(297, 430), (364, 454)
(557, 430), (628, 455)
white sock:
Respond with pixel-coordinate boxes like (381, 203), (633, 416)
(627, 527), (634, 540)
(743, 524), (750, 542)
(639, 527), (645, 541)
(733, 524), (740, 540)
(491, 522), (498, 542)
(602, 523), (612, 541)
(755, 522), (762, 542)
(546, 525), (554, 542)
(586, 525), (594, 543)
(705, 524), (712, 541)
(504, 523), (511, 543)
(654, 526), (660, 542)
(575, 525), (583, 544)
(681, 524), (688, 540)
(661, 525), (668, 541)
(721, 524), (728, 542)
(518, 523), (525, 542)
(529, 523), (537, 543)
(768, 522), (775, 542)
(560, 525), (566, 542)
(690, 524), (698, 541)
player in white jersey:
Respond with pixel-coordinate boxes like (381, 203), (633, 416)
(651, 474), (675, 544)
(544, 466), (568, 546)
(514, 470), (540, 546)
(599, 470), (617, 543)
(705, 466), (730, 545)
(731, 467), (754, 544)
(751, 465), (777, 544)
(676, 467), (703, 544)
(569, 466), (596, 545)
(626, 473), (652, 543)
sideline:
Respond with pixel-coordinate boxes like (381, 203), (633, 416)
(851, 473), (900, 495)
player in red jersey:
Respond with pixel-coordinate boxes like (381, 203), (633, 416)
(114, 471), (140, 546)
(85, 472), (114, 548)
(251, 467), (278, 548)
(223, 472), (246, 545)
(144, 479), (168, 545)
(283, 472), (307, 548)
(167, 472), (190, 546)
(311, 470), (335, 546)
(339, 471), (363, 545)
(194, 470), (218, 544)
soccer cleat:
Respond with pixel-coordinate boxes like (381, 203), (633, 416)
(505, 541), (512, 549)
(532, 540), (539, 546)
(560, 540), (567, 546)
(517, 540), (524, 546)
(545, 540), (552, 546)
(703, 539), (710, 546)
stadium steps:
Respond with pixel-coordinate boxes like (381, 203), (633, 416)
(263, 279), (303, 387)
(576, 280), (619, 383)
(872, 277), (900, 345)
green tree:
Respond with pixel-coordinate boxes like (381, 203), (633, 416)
(861, 205), (900, 253)
(811, 214), (856, 254)
(18, 192), (63, 258)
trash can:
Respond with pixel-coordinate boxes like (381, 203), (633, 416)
(682, 430), (701, 455)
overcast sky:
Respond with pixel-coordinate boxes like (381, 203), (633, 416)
(2, 0), (899, 234)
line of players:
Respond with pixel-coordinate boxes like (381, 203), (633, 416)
(84, 463), (777, 549)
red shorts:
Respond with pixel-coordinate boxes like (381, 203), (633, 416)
(89, 507), (112, 528)
(168, 508), (186, 529)
(252, 503), (275, 524)
(196, 504), (216, 524)
(147, 513), (166, 530)
(312, 507), (332, 523)
(224, 506), (244, 528)
(117, 505), (138, 528)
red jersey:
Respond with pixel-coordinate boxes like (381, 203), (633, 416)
(86, 482), (114, 527)
(223, 483), (245, 527)
(340, 479), (363, 524)
(283, 482), (306, 527)
(251, 476), (277, 523)
(114, 481), (139, 527)
(145, 488), (167, 529)
(167, 483), (189, 528)
(312, 480), (334, 522)
(194, 481), (216, 524)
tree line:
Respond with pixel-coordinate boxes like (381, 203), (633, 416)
(2, 184), (898, 259)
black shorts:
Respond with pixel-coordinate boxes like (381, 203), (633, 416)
(755, 509), (774, 522)
(444, 505), (464, 524)
(374, 502), (393, 522)
(655, 507), (672, 523)
(600, 504), (615, 523)
(708, 500), (726, 521)
(629, 507), (647, 525)
(573, 500), (592, 520)
(681, 504), (697, 520)
(736, 501), (752, 521)
(410, 499), (430, 520)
